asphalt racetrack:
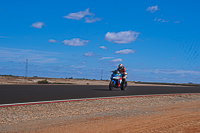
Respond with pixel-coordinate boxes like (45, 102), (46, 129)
(0, 85), (200, 105)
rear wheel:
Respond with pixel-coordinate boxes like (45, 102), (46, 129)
(109, 81), (114, 91)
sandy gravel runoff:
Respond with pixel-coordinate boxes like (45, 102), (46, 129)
(1, 94), (200, 133)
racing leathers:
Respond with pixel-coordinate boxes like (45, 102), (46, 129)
(117, 67), (127, 82)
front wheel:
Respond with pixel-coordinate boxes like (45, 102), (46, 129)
(121, 81), (127, 91)
(109, 81), (114, 91)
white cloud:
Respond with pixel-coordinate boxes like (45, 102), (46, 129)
(31, 58), (57, 63)
(104, 31), (139, 44)
(47, 39), (57, 43)
(100, 57), (114, 60)
(68, 65), (85, 68)
(174, 21), (180, 23)
(77, 71), (82, 74)
(115, 49), (135, 54)
(63, 8), (102, 23)
(30, 22), (45, 28)
(110, 58), (123, 63)
(84, 17), (102, 23)
(0, 47), (62, 63)
(63, 8), (93, 20)
(83, 52), (95, 57)
(161, 19), (169, 22)
(62, 38), (89, 46)
(157, 69), (200, 75)
(153, 69), (200, 75)
(99, 46), (107, 49)
(131, 69), (200, 75)
(0, 36), (10, 38)
(146, 5), (159, 13)
(154, 18), (169, 22)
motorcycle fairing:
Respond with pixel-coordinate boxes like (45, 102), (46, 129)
(111, 73), (122, 88)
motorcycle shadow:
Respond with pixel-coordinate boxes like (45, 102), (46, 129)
(93, 89), (122, 91)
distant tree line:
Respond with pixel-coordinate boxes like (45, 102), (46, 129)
(0, 74), (23, 77)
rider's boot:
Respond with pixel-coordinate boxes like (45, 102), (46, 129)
(122, 78), (127, 87)
(122, 78), (125, 83)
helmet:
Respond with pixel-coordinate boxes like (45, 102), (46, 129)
(118, 64), (123, 69)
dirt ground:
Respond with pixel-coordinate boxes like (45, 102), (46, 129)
(29, 100), (200, 133)
(33, 102), (200, 133)
(1, 94), (200, 133)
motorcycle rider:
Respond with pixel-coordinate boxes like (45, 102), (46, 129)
(117, 64), (127, 83)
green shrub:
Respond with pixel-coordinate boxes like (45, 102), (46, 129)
(37, 79), (49, 84)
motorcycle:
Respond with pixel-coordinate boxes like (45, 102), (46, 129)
(109, 70), (127, 91)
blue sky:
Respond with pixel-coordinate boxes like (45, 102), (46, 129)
(0, 0), (200, 83)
